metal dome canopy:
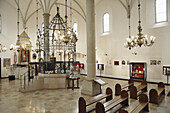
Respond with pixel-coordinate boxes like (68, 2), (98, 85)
(16, 31), (32, 48)
(47, 7), (78, 44)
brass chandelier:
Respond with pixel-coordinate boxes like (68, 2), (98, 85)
(124, 0), (155, 50)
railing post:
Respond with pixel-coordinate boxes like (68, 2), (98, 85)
(20, 75), (22, 88)
(28, 65), (30, 82)
(24, 75), (26, 89)
(32, 68), (33, 83)
(35, 64), (38, 76)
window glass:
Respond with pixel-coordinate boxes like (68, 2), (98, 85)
(73, 23), (78, 35)
(103, 13), (110, 33)
(156, 0), (167, 23)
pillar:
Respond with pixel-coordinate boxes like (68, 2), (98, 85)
(81, 0), (101, 96)
(43, 13), (50, 62)
(86, 0), (96, 80)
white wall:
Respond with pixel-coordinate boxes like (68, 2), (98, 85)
(0, 0), (87, 77)
(95, 0), (170, 83)
(1, 0), (170, 84)
(0, 0), (17, 77)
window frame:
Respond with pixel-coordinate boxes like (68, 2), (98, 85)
(103, 12), (110, 33)
(73, 22), (78, 35)
(155, 0), (168, 23)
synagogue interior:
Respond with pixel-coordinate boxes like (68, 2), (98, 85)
(0, 0), (170, 113)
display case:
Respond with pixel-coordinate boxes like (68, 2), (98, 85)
(80, 63), (84, 69)
(163, 66), (170, 75)
(130, 62), (147, 80)
(98, 64), (104, 76)
(163, 66), (170, 85)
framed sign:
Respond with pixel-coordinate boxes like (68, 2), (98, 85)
(98, 64), (104, 70)
(76, 62), (80, 71)
(122, 60), (125, 65)
(114, 61), (119, 66)
(3, 58), (11, 67)
(150, 60), (156, 65)
(94, 78), (107, 86)
(21, 50), (30, 62)
(80, 63), (84, 69)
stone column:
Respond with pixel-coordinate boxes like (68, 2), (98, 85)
(81, 0), (101, 96)
(86, 0), (96, 80)
(43, 13), (50, 62)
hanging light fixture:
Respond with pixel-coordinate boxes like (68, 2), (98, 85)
(47, 0), (77, 45)
(124, 2), (134, 50)
(36, 0), (78, 74)
(36, 0), (78, 55)
(124, 0), (155, 50)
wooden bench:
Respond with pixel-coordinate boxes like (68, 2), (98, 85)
(149, 82), (165, 104)
(79, 87), (112, 113)
(119, 94), (149, 113)
(96, 90), (128, 113)
(130, 80), (147, 99)
(115, 79), (134, 96)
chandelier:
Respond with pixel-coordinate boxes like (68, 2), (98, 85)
(36, 0), (78, 63)
(48, 7), (77, 45)
(124, 0), (155, 50)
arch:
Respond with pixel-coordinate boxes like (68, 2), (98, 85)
(54, 3), (86, 22)
(103, 13), (110, 33)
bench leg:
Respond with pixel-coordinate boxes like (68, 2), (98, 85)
(128, 85), (132, 90)
(130, 86), (137, 99)
(115, 84), (121, 96)
(149, 89), (158, 104)
(121, 98), (129, 106)
(162, 89), (165, 95)
(79, 97), (86, 113)
(144, 104), (149, 112)
(106, 87), (113, 101)
(142, 86), (147, 92)
(96, 102), (105, 113)
(119, 109), (128, 113)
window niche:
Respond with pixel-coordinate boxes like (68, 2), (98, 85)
(103, 13), (110, 33)
(73, 22), (78, 35)
(155, 0), (168, 23)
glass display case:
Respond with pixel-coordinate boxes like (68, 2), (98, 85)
(163, 66), (170, 85)
(130, 62), (147, 80)
(163, 66), (170, 75)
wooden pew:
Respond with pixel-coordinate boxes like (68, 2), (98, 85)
(96, 90), (128, 113)
(79, 87), (112, 113)
(130, 80), (147, 99)
(119, 94), (149, 113)
(149, 82), (165, 104)
(115, 79), (134, 96)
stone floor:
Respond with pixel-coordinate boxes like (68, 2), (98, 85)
(0, 77), (170, 113)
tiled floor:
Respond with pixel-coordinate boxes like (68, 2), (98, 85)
(0, 77), (170, 113)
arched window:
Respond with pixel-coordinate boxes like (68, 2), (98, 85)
(155, 0), (168, 23)
(103, 13), (110, 33)
(73, 23), (78, 35)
